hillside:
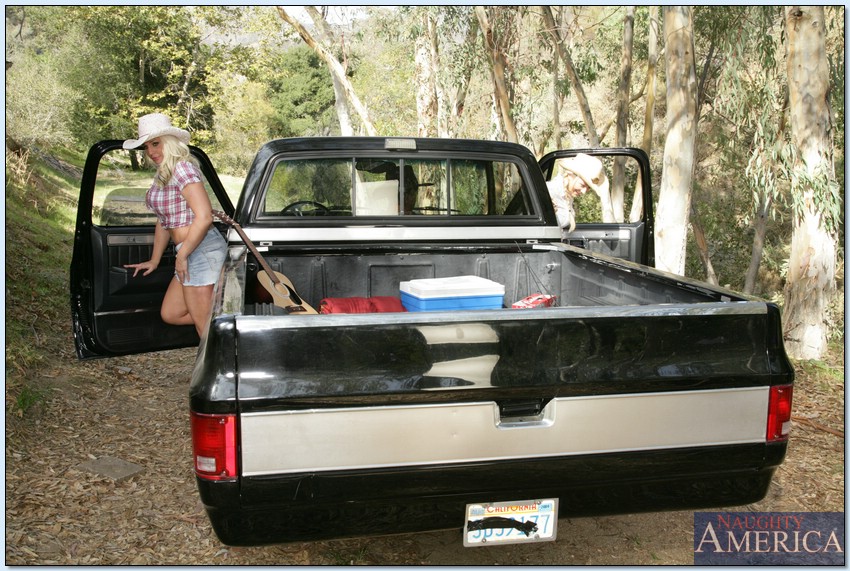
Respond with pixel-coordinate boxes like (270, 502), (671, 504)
(6, 148), (84, 408)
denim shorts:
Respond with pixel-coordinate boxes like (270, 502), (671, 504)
(175, 227), (227, 287)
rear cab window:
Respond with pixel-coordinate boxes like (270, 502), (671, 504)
(257, 154), (536, 221)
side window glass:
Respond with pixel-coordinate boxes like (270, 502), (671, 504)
(92, 149), (228, 227)
(405, 159), (447, 215)
(264, 158), (353, 216)
(449, 160), (527, 216)
(92, 149), (157, 226)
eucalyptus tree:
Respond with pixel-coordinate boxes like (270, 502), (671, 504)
(401, 6), (483, 138)
(629, 6), (659, 224)
(539, 6), (600, 147)
(474, 6), (519, 144)
(655, 6), (698, 276)
(700, 7), (788, 293)
(303, 6), (355, 136)
(781, 6), (840, 360)
(413, 8), (440, 137)
(611, 6), (635, 222)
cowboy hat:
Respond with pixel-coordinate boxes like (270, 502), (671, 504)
(123, 113), (190, 150)
(558, 153), (608, 196)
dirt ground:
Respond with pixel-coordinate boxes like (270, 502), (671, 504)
(5, 336), (844, 565)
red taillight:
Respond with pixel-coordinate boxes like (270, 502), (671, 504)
(766, 385), (793, 442)
(191, 412), (238, 481)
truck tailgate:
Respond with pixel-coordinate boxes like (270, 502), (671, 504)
(234, 302), (791, 476)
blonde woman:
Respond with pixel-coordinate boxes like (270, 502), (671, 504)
(546, 153), (614, 236)
(123, 113), (226, 337)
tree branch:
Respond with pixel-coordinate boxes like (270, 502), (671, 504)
(277, 7), (376, 136)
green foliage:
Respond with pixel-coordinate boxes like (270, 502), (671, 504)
(824, 6), (845, 250)
(208, 78), (276, 174)
(5, 6), (262, 149)
(355, 8), (421, 135)
(266, 46), (338, 137)
(688, 7), (790, 290)
(4, 5), (845, 306)
(5, 50), (80, 147)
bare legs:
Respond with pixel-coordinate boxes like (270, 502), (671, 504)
(161, 277), (215, 337)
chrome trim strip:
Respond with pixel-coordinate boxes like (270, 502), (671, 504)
(240, 387), (769, 476)
(233, 301), (768, 332)
(235, 225), (561, 243)
(106, 234), (155, 246)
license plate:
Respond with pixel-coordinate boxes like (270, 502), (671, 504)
(463, 498), (558, 547)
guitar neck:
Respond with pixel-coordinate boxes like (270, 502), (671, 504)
(215, 212), (280, 285)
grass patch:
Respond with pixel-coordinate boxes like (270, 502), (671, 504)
(325, 545), (370, 566)
(12, 384), (53, 417)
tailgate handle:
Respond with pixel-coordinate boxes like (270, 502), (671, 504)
(497, 398), (550, 420)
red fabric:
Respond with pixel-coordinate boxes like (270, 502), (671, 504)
(368, 296), (406, 313)
(320, 297), (372, 314)
(320, 296), (407, 314)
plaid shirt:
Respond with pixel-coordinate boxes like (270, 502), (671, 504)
(145, 161), (202, 229)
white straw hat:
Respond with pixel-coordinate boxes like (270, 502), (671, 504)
(559, 153), (608, 195)
(123, 113), (190, 150)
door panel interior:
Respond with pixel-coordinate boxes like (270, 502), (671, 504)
(71, 140), (234, 358)
(538, 148), (654, 266)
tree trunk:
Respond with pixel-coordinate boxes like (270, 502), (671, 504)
(690, 204), (719, 285)
(689, 32), (719, 284)
(414, 11), (438, 138)
(277, 7), (377, 136)
(782, 6), (837, 360)
(427, 15), (449, 138)
(612, 7), (634, 222)
(176, 46), (199, 127)
(475, 6), (519, 144)
(540, 6), (600, 146)
(630, 6), (658, 223)
(743, 195), (771, 294)
(655, 6), (698, 275)
(304, 6), (354, 136)
(448, 21), (477, 137)
(552, 29), (561, 150)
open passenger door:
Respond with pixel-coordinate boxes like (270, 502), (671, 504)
(538, 148), (654, 266)
(70, 140), (235, 359)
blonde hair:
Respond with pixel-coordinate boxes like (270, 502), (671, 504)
(150, 135), (199, 187)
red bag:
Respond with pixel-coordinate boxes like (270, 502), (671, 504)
(368, 296), (406, 313)
(320, 296), (407, 314)
(511, 293), (557, 309)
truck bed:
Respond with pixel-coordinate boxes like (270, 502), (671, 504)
(238, 243), (732, 316)
(199, 244), (793, 545)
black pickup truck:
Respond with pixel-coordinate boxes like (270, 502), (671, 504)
(71, 137), (794, 547)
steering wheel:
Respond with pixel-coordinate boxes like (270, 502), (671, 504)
(280, 200), (330, 216)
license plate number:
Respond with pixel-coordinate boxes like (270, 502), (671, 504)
(463, 498), (558, 546)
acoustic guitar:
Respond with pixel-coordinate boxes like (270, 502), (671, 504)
(212, 210), (317, 314)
